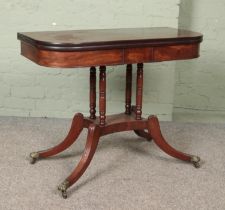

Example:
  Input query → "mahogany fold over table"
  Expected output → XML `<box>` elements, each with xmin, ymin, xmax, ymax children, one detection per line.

<box><xmin>17</xmin><ymin>27</ymin><xmax>203</xmax><ymax>199</ymax></box>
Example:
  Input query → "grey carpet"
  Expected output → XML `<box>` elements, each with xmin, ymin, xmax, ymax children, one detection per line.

<box><xmin>0</xmin><ymin>116</ymin><xmax>225</xmax><ymax>210</ymax></box>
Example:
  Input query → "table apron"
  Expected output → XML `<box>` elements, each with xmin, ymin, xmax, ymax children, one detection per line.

<box><xmin>20</xmin><ymin>41</ymin><xmax>200</xmax><ymax>68</ymax></box>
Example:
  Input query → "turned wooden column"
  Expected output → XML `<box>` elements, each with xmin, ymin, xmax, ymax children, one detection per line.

<box><xmin>125</xmin><ymin>64</ymin><xmax>132</xmax><ymax>115</ymax></box>
<box><xmin>99</xmin><ymin>66</ymin><xmax>106</xmax><ymax>126</ymax></box>
<box><xmin>89</xmin><ymin>67</ymin><xmax>96</xmax><ymax>119</ymax></box>
<box><xmin>136</xmin><ymin>63</ymin><xmax>143</xmax><ymax>120</ymax></box>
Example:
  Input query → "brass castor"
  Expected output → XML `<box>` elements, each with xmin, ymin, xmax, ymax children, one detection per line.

<box><xmin>29</xmin><ymin>152</ymin><xmax>39</xmax><ymax>164</ymax></box>
<box><xmin>58</xmin><ymin>180</ymin><xmax>70</xmax><ymax>199</ymax></box>
<box><xmin>62</xmin><ymin>191</ymin><xmax>67</xmax><ymax>199</ymax></box>
<box><xmin>191</xmin><ymin>156</ymin><xmax>201</xmax><ymax>168</ymax></box>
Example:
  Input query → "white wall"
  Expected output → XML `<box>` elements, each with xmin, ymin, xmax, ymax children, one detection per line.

<box><xmin>174</xmin><ymin>0</ymin><xmax>225</xmax><ymax>122</ymax></box>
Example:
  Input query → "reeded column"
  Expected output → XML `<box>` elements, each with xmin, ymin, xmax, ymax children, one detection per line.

<box><xmin>125</xmin><ymin>64</ymin><xmax>132</xmax><ymax>115</ymax></box>
<box><xmin>89</xmin><ymin>67</ymin><xmax>96</xmax><ymax>119</ymax></box>
<box><xmin>136</xmin><ymin>63</ymin><xmax>143</xmax><ymax>120</ymax></box>
<box><xmin>99</xmin><ymin>66</ymin><xmax>106</xmax><ymax>126</ymax></box>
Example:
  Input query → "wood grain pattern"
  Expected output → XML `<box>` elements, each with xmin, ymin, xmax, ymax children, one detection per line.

<box><xmin>147</xmin><ymin>115</ymin><xmax>192</xmax><ymax>161</ymax></box>
<box><xmin>21</xmin><ymin>41</ymin><xmax>39</xmax><ymax>64</ymax></box>
<box><xmin>38</xmin><ymin>113</ymin><xmax>84</xmax><ymax>158</ymax></box>
<box><xmin>17</xmin><ymin>27</ymin><xmax>202</xmax><ymax>51</ymax></box>
<box><xmin>154</xmin><ymin>43</ymin><xmax>199</xmax><ymax>62</ymax></box>
<box><xmin>124</xmin><ymin>47</ymin><xmax>153</xmax><ymax>63</ymax></box>
<box><xmin>99</xmin><ymin>66</ymin><xmax>106</xmax><ymax>126</ymax></box>
<box><xmin>38</xmin><ymin>47</ymin><xmax>122</xmax><ymax>68</ymax></box>
<box><xmin>20</xmin><ymin>42</ymin><xmax>201</xmax><ymax>68</ymax></box>
<box><xmin>66</xmin><ymin>124</ymin><xmax>100</xmax><ymax>186</ymax></box>
<box><xmin>21</xmin><ymin>42</ymin><xmax>124</xmax><ymax>68</ymax></box>
<box><xmin>136</xmin><ymin>63</ymin><xmax>143</xmax><ymax>120</ymax></box>
<box><xmin>89</xmin><ymin>67</ymin><xmax>96</xmax><ymax>119</ymax></box>
<box><xmin>19</xmin><ymin>28</ymin><xmax>202</xmax><ymax>68</ymax></box>
<box><xmin>82</xmin><ymin>113</ymin><xmax>148</xmax><ymax>136</ymax></box>
<box><xmin>125</xmin><ymin>64</ymin><xmax>132</xmax><ymax>114</ymax></box>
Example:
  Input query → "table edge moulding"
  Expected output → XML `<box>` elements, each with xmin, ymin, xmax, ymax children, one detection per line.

<box><xmin>17</xmin><ymin>27</ymin><xmax>203</xmax><ymax>199</ymax></box>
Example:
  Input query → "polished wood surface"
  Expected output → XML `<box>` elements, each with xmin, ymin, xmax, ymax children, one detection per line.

<box><xmin>20</xmin><ymin>41</ymin><xmax>200</xmax><ymax>68</ymax></box>
<box><xmin>136</xmin><ymin>63</ymin><xmax>143</xmax><ymax>120</ymax></box>
<box><xmin>147</xmin><ymin>115</ymin><xmax>192</xmax><ymax>161</ymax></box>
<box><xmin>18</xmin><ymin>27</ymin><xmax>202</xmax><ymax>51</ymax></box>
<box><xmin>125</xmin><ymin>64</ymin><xmax>132</xmax><ymax>115</ymax></box>
<box><xmin>99</xmin><ymin>66</ymin><xmax>106</xmax><ymax>126</ymax></box>
<box><xmin>124</xmin><ymin>47</ymin><xmax>153</xmax><ymax>64</ymax></box>
<box><xmin>37</xmin><ymin>113</ymin><xmax>84</xmax><ymax>158</ymax></box>
<box><xmin>154</xmin><ymin>43</ymin><xmax>199</xmax><ymax>62</ymax></box>
<box><xmin>89</xmin><ymin>67</ymin><xmax>96</xmax><ymax>119</ymax></box>
<box><xmin>20</xmin><ymin>42</ymin><xmax>124</xmax><ymax>68</ymax></box>
<box><xmin>66</xmin><ymin>124</ymin><xmax>100</xmax><ymax>188</ymax></box>
<box><xmin>18</xmin><ymin>27</ymin><xmax>202</xmax><ymax>68</ymax></box>
<box><xmin>21</xmin><ymin>27</ymin><xmax>202</xmax><ymax>199</ymax></box>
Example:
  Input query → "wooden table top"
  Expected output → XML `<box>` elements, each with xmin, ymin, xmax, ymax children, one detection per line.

<box><xmin>18</xmin><ymin>27</ymin><xmax>203</xmax><ymax>68</ymax></box>
<box><xmin>17</xmin><ymin>27</ymin><xmax>202</xmax><ymax>51</ymax></box>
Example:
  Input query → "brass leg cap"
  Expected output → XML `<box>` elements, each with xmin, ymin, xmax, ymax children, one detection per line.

<box><xmin>62</xmin><ymin>191</ymin><xmax>68</xmax><ymax>199</ymax></box>
<box><xmin>29</xmin><ymin>152</ymin><xmax>39</xmax><ymax>164</ymax></box>
<box><xmin>58</xmin><ymin>180</ymin><xmax>70</xmax><ymax>199</ymax></box>
<box><xmin>190</xmin><ymin>156</ymin><xmax>201</xmax><ymax>168</ymax></box>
